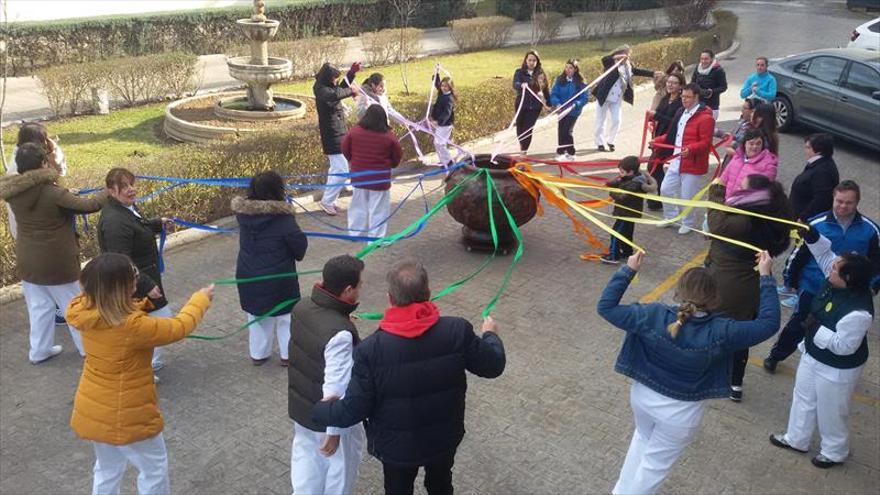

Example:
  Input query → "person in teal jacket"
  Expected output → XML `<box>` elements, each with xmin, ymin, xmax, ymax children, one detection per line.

<box><xmin>740</xmin><ymin>56</ymin><xmax>777</xmax><ymax>101</ymax></box>
<box><xmin>549</xmin><ymin>59</ymin><xmax>589</xmax><ymax>161</ymax></box>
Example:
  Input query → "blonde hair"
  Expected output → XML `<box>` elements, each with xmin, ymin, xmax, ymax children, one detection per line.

<box><xmin>80</xmin><ymin>253</ymin><xmax>138</xmax><ymax>326</ymax></box>
<box><xmin>667</xmin><ymin>267</ymin><xmax>718</xmax><ymax>338</ymax></box>
<box><xmin>440</xmin><ymin>76</ymin><xmax>457</xmax><ymax>102</ymax></box>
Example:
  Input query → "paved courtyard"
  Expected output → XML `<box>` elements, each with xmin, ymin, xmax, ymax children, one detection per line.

<box><xmin>1</xmin><ymin>2</ymin><xmax>878</xmax><ymax>494</ymax></box>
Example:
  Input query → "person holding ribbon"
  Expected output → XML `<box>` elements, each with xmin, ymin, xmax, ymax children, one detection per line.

<box><xmin>232</xmin><ymin>170</ymin><xmax>308</xmax><ymax>366</ymax></box>
<box><xmin>512</xmin><ymin>50</ymin><xmax>551</xmax><ymax>154</ymax></box>
<box><xmin>67</xmin><ymin>252</ymin><xmax>213</xmax><ymax>495</ymax></box>
<box><xmin>429</xmin><ymin>69</ymin><xmax>457</xmax><ymax>167</ymax></box>
<box><xmin>705</xmin><ymin>174</ymin><xmax>793</xmax><ymax>401</ymax></box>
<box><xmin>769</xmin><ymin>228</ymin><xmax>875</xmax><ymax>469</ymax></box>
<box><xmin>0</xmin><ymin>143</ymin><xmax>105</xmax><ymax>364</ymax></box>
<box><xmin>314</xmin><ymin>61</ymin><xmax>362</xmax><ymax>217</ymax></box>
<box><xmin>597</xmin><ymin>250</ymin><xmax>780</xmax><ymax>494</ymax></box>
<box><xmin>646</xmin><ymin>72</ymin><xmax>685</xmax><ymax>211</ymax></box>
<box><xmin>549</xmin><ymin>58</ymin><xmax>588</xmax><ymax>162</ymax></box>
<box><xmin>342</xmin><ymin>104</ymin><xmax>403</xmax><ymax>240</ymax></box>
<box><xmin>356</xmin><ymin>72</ymin><xmax>403</xmax><ymax>124</ymax></box>
<box><xmin>98</xmin><ymin>168</ymin><xmax>175</xmax><ymax>377</ymax></box>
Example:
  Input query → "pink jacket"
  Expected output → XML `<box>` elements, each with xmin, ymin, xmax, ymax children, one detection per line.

<box><xmin>720</xmin><ymin>148</ymin><xmax>778</xmax><ymax>201</ymax></box>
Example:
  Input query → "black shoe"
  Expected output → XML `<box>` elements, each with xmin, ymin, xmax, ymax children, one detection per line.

<box><xmin>769</xmin><ymin>433</ymin><xmax>808</xmax><ymax>453</ymax></box>
<box><xmin>608</xmin><ymin>144</ymin><xmax>615</xmax><ymax>152</ymax></box>
<box><xmin>54</xmin><ymin>314</ymin><xmax>67</xmax><ymax>325</ymax></box>
<box><xmin>252</xmin><ymin>357</ymin><xmax>269</xmax><ymax>366</ymax></box>
<box><xmin>600</xmin><ymin>254</ymin><xmax>621</xmax><ymax>265</ymax></box>
<box><xmin>811</xmin><ymin>454</ymin><xmax>842</xmax><ymax>468</ymax></box>
<box><xmin>597</xmin><ymin>145</ymin><xmax>606</xmax><ymax>152</ymax></box>
<box><xmin>763</xmin><ymin>357</ymin><xmax>778</xmax><ymax>374</ymax></box>
<box><xmin>729</xmin><ymin>386</ymin><xmax>743</xmax><ymax>402</ymax></box>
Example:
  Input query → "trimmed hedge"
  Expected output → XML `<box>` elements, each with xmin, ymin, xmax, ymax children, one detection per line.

<box><xmin>497</xmin><ymin>0</ymin><xmax>664</xmax><ymax>20</ymax></box>
<box><xmin>2</xmin><ymin>0</ymin><xmax>472</xmax><ymax>75</ymax></box>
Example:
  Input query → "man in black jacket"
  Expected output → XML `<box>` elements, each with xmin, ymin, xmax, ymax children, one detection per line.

<box><xmin>312</xmin><ymin>260</ymin><xmax>506</xmax><ymax>495</ymax></box>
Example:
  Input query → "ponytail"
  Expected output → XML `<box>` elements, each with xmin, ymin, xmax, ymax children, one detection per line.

<box><xmin>667</xmin><ymin>301</ymin><xmax>698</xmax><ymax>338</ymax></box>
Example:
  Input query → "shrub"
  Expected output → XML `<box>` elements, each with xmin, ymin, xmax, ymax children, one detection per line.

<box><xmin>35</xmin><ymin>62</ymin><xmax>104</xmax><ymax>117</ymax></box>
<box><xmin>448</xmin><ymin>16</ymin><xmax>515</xmax><ymax>52</ymax></box>
<box><xmin>361</xmin><ymin>28</ymin><xmax>423</xmax><ymax>66</ymax></box>
<box><xmin>281</xmin><ymin>36</ymin><xmax>348</xmax><ymax>78</ymax></box>
<box><xmin>533</xmin><ymin>11</ymin><xmax>566</xmax><ymax>44</ymax></box>
<box><xmin>498</xmin><ymin>0</ymin><xmax>663</xmax><ymax>20</ymax></box>
<box><xmin>573</xmin><ymin>12</ymin><xmax>597</xmax><ymax>40</ymax></box>
<box><xmin>104</xmin><ymin>53</ymin><xmax>200</xmax><ymax>106</ymax></box>
<box><xmin>663</xmin><ymin>0</ymin><xmax>717</xmax><ymax>33</ymax></box>
<box><xmin>154</xmin><ymin>52</ymin><xmax>202</xmax><ymax>99</ymax></box>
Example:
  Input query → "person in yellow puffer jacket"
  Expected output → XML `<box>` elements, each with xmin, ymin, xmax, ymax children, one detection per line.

<box><xmin>66</xmin><ymin>252</ymin><xmax>214</xmax><ymax>495</ymax></box>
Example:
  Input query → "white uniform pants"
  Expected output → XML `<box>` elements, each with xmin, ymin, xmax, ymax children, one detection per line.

<box><xmin>613</xmin><ymin>382</ymin><xmax>706</xmax><ymax>495</ymax></box>
<box><xmin>660</xmin><ymin>168</ymin><xmax>705</xmax><ymax>228</ymax></box>
<box><xmin>91</xmin><ymin>433</ymin><xmax>170</xmax><ymax>495</ymax></box>
<box><xmin>322</xmin><ymin>154</ymin><xmax>350</xmax><ymax>208</ymax></box>
<box><xmin>247</xmin><ymin>313</ymin><xmax>291</xmax><ymax>360</ymax></box>
<box><xmin>148</xmin><ymin>305</ymin><xmax>173</xmax><ymax>369</ymax></box>
<box><xmin>347</xmin><ymin>188</ymin><xmax>391</xmax><ymax>239</ymax></box>
<box><xmin>291</xmin><ymin>421</ymin><xmax>365</xmax><ymax>495</ymax></box>
<box><xmin>783</xmin><ymin>351</ymin><xmax>862</xmax><ymax>462</ymax></box>
<box><xmin>22</xmin><ymin>280</ymin><xmax>84</xmax><ymax>361</ymax></box>
<box><xmin>594</xmin><ymin>99</ymin><xmax>622</xmax><ymax>147</ymax></box>
<box><xmin>433</xmin><ymin>125</ymin><xmax>454</xmax><ymax>166</ymax></box>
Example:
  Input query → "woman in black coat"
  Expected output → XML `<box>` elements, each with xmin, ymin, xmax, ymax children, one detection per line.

<box><xmin>512</xmin><ymin>50</ymin><xmax>551</xmax><ymax>153</ymax></box>
<box><xmin>789</xmin><ymin>133</ymin><xmax>839</xmax><ymax>222</ymax></box>
<box><xmin>313</xmin><ymin>62</ymin><xmax>361</xmax><ymax>216</ymax></box>
<box><xmin>233</xmin><ymin>171</ymin><xmax>308</xmax><ymax>366</ymax></box>
<box><xmin>691</xmin><ymin>49</ymin><xmax>728</xmax><ymax>119</ymax></box>
<box><xmin>98</xmin><ymin>167</ymin><xmax>173</xmax><ymax>372</ymax></box>
<box><xmin>646</xmin><ymin>72</ymin><xmax>685</xmax><ymax>210</ymax></box>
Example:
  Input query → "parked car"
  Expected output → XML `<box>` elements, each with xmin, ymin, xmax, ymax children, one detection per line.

<box><xmin>848</xmin><ymin>17</ymin><xmax>880</xmax><ymax>51</ymax></box>
<box><xmin>768</xmin><ymin>48</ymin><xmax>880</xmax><ymax>150</ymax></box>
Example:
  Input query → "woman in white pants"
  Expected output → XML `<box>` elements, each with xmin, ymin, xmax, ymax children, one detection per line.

<box><xmin>342</xmin><ymin>105</ymin><xmax>403</xmax><ymax>239</ymax></box>
<box><xmin>233</xmin><ymin>171</ymin><xmax>308</xmax><ymax>366</ymax></box>
<box><xmin>67</xmin><ymin>253</ymin><xmax>214</xmax><ymax>495</ymax></box>
<box><xmin>0</xmin><ymin>143</ymin><xmax>104</xmax><ymax>363</ymax></box>
<box><xmin>770</xmin><ymin>231</ymin><xmax>875</xmax><ymax>469</ymax></box>
<box><xmin>597</xmin><ymin>251</ymin><xmax>780</xmax><ymax>494</ymax></box>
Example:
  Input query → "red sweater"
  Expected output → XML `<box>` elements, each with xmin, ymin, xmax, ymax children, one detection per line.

<box><xmin>652</xmin><ymin>105</ymin><xmax>715</xmax><ymax>175</ymax></box>
<box><xmin>341</xmin><ymin>125</ymin><xmax>403</xmax><ymax>191</ymax></box>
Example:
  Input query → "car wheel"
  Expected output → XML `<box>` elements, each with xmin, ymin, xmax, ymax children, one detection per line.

<box><xmin>773</xmin><ymin>96</ymin><xmax>794</xmax><ymax>132</ymax></box>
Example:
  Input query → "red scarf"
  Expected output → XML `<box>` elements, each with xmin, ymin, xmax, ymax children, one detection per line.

<box><xmin>380</xmin><ymin>301</ymin><xmax>440</xmax><ymax>338</ymax></box>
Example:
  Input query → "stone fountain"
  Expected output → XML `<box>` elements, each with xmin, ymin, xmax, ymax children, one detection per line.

<box><xmin>164</xmin><ymin>0</ymin><xmax>306</xmax><ymax>143</ymax></box>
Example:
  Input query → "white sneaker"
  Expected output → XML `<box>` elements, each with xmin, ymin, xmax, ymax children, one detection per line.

<box><xmin>30</xmin><ymin>345</ymin><xmax>63</xmax><ymax>364</ymax></box>
<box><xmin>677</xmin><ymin>225</ymin><xmax>692</xmax><ymax>235</ymax></box>
<box><xmin>318</xmin><ymin>202</ymin><xmax>338</xmax><ymax>216</ymax></box>
<box><xmin>555</xmin><ymin>154</ymin><xmax>568</xmax><ymax>162</ymax></box>
<box><xmin>153</xmin><ymin>374</ymin><xmax>161</xmax><ymax>384</ymax></box>
<box><xmin>565</xmin><ymin>153</ymin><xmax>576</xmax><ymax>161</ymax></box>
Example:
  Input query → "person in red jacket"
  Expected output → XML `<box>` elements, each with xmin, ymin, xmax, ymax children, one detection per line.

<box><xmin>653</xmin><ymin>83</ymin><xmax>715</xmax><ymax>234</ymax></box>
<box><xmin>342</xmin><ymin>104</ymin><xmax>403</xmax><ymax>239</ymax></box>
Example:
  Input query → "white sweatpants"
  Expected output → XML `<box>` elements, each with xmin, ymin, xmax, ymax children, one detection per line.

<box><xmin>291</xmin><ymin>421</ymin><xmax>365</xmax><ymax>495</ymax></box>
<box><xmin>322</xmin><ymin>154</ymin><xmax>350</xmax><ymax>208</ymax></box>
<box><xmin>594</xmin><ymin>99</ymin><xmax>622</xmax><ymax>147</ymax></box>
<box><xmin>433</xmin><ymin>125</ymin><xmax>454</xmax><ymax>166</ymax></box>
<box><xmin>659</xmin><ymin>168</ymin><xmax>705</xmax><ymax>228</ymax></box>
<box><xmin>22</xmin><ymin>280</ymin><xmax>84</xmax><ymax>361</ymax></box>
<box><xmin>347</xmin><ymin>188</ymin><xmax>391</xmax><ymax>239</ymax></box>
<box><xmin>148</xmin><ymin>305</ymin><xmax>173</xmax><ymax>370</ymax></box>
<box><xmin>247</xmin><ymin>313</ymin><xmax>291</xmax><ymax>360</ymax></box>
<box><xmin>91</xmin><ymin>433</ymin><xmax>170</xmax><ymax>495</ymax></box>
<box><xmin>783</xmin><ymin>351</ymin><xmax>863</xmax><ymax>462</ymax></box>
<box><xmin>613</xmin><ymin>382</ymin><xmax>706</xmax><ymax>495</ymax></box>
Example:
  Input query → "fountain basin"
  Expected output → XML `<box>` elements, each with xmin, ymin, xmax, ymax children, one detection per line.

<box><xmin>236</xmin><ymin>18</ymin><xmax>279</xmax><ymax>41</ymax></box>
<box><xmin>445</xmin><ymin>154</ymin><xmax>539</xmax><ymax>254</ymax></box>
<box><xmin>215</xmin><ymin>95</ymin><xmax>305</xmax><ymax>121</ymax></box>
<box><xmin>226</xmin><ymin>56</ymin><xmax>293</xmax><ymax>83</ymax></box>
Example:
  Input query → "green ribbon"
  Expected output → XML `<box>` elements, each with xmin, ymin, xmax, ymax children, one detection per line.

<box><xmin>188</xmin><ymin>297</ymin><xmax>299</xmax><ymax>340</ymax></box>
<box><xmin>481</xmin><ymin>172</ymin><xmax>524</xmax><ymax>318</ymax></box>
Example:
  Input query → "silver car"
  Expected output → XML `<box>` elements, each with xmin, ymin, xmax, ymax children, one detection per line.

<box><xmin>769</xmin><ymin>48</ymin><xmax>880</xmax><ymax>150</ymax></box>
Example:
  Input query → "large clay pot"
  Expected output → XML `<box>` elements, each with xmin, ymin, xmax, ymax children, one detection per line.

<box><xmin>445</xmin><ymin>154</ymin><xmax>539</xmax><ymax>254</ymax></box>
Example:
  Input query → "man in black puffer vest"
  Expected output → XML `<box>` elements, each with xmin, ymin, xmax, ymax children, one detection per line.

<box><xmin>313</xmin><ymin>260</ymin><xmax>506</xmax><ymax>495</ymax></box>
<box><xmin>288</xmin><ymin>255</ymin><xmax>366</xmax><ymax>494</ymax></box>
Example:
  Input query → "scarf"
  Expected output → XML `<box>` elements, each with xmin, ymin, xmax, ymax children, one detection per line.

<box><xmin>697</xmin><ymin>60</ymin><xmax>715</xmax><ymax>76</ymax></box>
<box><xmin>379</xmin><ymin>301</ymin><xmax>440</xmax><ymax>338</ymax></box>
<box><xmin>726</xmin><ymin>188</ymin><xmax>770</xmax><ymax>207</ymax></box>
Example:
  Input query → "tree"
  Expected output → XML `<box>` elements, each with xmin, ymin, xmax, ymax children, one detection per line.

<box><xmin>595</xmin><ymin>0</ymin><xmax>623</xmax><ymax>51</ymax></box>
<box><xmin>388</xmin><ymin>0</ymin><xmax>420</xmax><ymax>95</ymax></box>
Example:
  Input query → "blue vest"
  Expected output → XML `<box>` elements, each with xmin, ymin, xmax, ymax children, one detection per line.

<box><xmin>804</xmin><ymin>283</ymin><xmax>874</xmax><ymax>369</ymax></box>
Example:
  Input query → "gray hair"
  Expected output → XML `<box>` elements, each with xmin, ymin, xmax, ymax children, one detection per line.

<box><xmin>387</xmin><ymin>260</ymin><xmax>430</xmax><ymax>306</ymax></box>
<box><xmin>613</xmin><ymin>44</ymin><xmax>631</xmax><ymax>56</ymax></box>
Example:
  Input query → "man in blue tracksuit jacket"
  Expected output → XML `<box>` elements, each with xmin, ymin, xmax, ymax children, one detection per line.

<box><xmin>765</xmin><ymin>180</ymin><xmax>880</xmax><ymax>371</ymax></box>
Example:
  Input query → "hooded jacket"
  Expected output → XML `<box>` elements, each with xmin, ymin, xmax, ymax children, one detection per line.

<box><xmin>0</xmin><ymin>168</ymin><xmax>105</xmax><ymax>285</ymax></box>
<box><xmin>719</xmin><ymin>148</ymin><xmax>779</xmax><ymax>202</ymax></box>
<box><xmin>67</xmin><ymin>292</ymin><xmax>210</xmax><ymax>445</ymax></box>
<box><xmin>314</xmin><ymin>75</ymin><xmax>355</xmax><ymax>155</ymax></box>
<box><xmin>232</xmin><ymin>196</ymin><xmax>308</xmax><ymax>316</ymax></box>
<box><xmin>311</xmin><ymin>302</ymin><xmax>506</xmax><ymax>466</ymax></box>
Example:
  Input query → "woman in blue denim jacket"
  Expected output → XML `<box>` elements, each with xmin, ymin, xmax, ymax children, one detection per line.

<box><xmin>597</xmin><ymin>251</ymin><xmax>780</xmax><ymax>494</ymax></box>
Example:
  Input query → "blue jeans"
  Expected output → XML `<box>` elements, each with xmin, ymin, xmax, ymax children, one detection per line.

<box><xmin>768</xmin><ymin>290</ymin><xmax>815</xmax><ymax>362</ymax></box>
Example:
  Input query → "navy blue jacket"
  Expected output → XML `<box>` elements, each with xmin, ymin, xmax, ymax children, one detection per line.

<box><xmin>512</xmin><ymin>67</ymin><xmax>550</xmax><ymax>111</ymax></box>
<box><xmin>597</xmin><ymin>266</ymin><xmax>780</xmax><ymax>401</ymax></box>
<box><xmin>232</xmin><ymin>197</ymin><xmax>308</xmax><ymax>316</ymax></box>
<box><xmin>430</xmin><ymin>75</ymin><xmax>455</xmax><ymax>126</ymax></box>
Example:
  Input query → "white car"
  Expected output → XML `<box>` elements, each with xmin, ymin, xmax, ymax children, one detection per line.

<box><xmin>848</xmin><ymin>17</ymin><xmax>880</xmax><ymax>51</ymax></box>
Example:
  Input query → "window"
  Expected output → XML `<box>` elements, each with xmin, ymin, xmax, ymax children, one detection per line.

<box><xmin>868</xmin><ymin>20</ymin><xmax>880</xmax><ymax>33</ymax></box>
<box><xmin>805</xmin><ymin>57</ymin><xmax>848</xmax><ymax>86</ymax></box>
<box><xmin>793</xmin><ymin>60</ymin><xmax>811</xmax><ymax>74</ymax></box>
<box><xmin>843</xmin><ymin>63</ymin><xmax>880</xmax><ymax>96</ymax></box>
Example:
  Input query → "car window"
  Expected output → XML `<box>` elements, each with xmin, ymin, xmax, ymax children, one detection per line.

<box><xmin>869</xmin><ymin>20</ymin><xmax>880</xmax><ymax>33</ymax></box>
<box><xmin>843</xmin><ymin>62</ymin><xmax>880</xmax><ymax>96</ymax></box>
<box><xmin>793</xmin><ymin>59</ymin><xmax>811</xmax><ymax>74</ymax></box>
<box><xmin>805</xmin><ymin>57</ymin><xmax>848</xmax><ymax>85</ymax></box>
